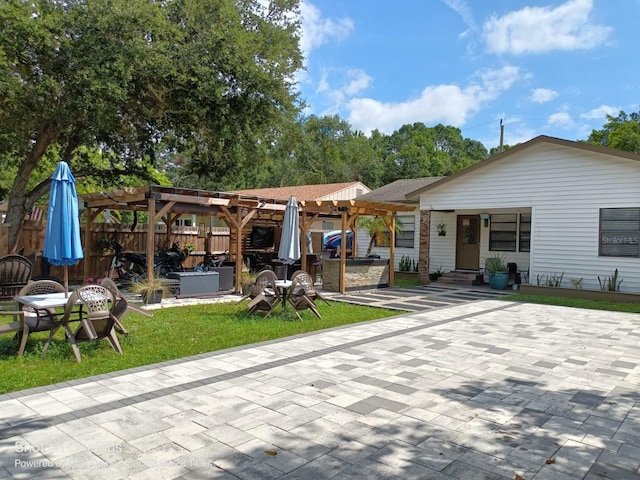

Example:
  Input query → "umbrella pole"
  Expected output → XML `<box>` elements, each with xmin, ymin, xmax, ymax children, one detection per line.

<box><xmin>64</xmin><ymin>266</ymin><xmax>69</xmax><ymax>297</ymax></box>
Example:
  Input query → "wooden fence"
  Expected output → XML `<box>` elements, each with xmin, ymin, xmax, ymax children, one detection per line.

<box><xmin>0</xmin><ymin>222</ymin><xmax>230</xmax><ymax>282</ymax></box>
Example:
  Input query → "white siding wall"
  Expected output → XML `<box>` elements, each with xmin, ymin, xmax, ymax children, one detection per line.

<box><xmin>318</xmin><ymin>183</ymin><xmax>371</xmax><ymax>201</ymax></box>
<box><xmin>419</xmin><ymin>143</ymin><xmax>640</xmax><ymax>292</ymax></box>
<box><xmin>429</xmin><ymin>212</ymin><xmax>456</xmax><ymax>273</ymax></box>
<box><xmin>356</xmin><ymin>210</ymin><xmax>420</xmax><ymax>271</ymax></box>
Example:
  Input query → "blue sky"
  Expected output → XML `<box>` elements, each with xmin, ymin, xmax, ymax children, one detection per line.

<box><xmin>296</xmin><ymin>0</ymin><xmax>639</xmax><ymax>150</ymax></box>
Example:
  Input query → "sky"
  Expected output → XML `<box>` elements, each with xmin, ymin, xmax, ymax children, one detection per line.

<box><xmin>296</xmin><ymin>0</ymin><xmax>639</xmax><ymax>150</ymax></box>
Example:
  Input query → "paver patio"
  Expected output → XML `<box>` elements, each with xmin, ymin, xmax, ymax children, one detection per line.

<box><xmin>0</xmin><ymin>298</ymin><xmax>638</xmax><ymax>479</ymax></box>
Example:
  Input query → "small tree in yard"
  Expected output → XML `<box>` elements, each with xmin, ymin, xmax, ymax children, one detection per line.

<box><xmin>358</xmin><ymin>216</ymin><xmax>403</xmax><ymax>257</ymax></box>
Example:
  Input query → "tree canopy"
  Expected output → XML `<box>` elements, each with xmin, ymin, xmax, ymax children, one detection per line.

<box><xmin>0</xmin><ymin>0</ymin><xmax>302</xmax><ymax>250</ymax></box>
<box><xmin>587</xmin><ymin>110</ymin><xmax>640</xmax><ymax>154</ymax></box>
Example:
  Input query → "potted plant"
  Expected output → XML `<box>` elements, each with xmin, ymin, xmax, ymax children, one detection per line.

<box><xmin>129</xmin><ymin>278</ymin><xmax>170</xmax><ymax>304</ymax></box>
<box><xmin>485</xmin><ymin>255</ymin><xmax>509</xmax><ymax>290</ymax></box>
<box><xmin>429</xmin><ymin>265</ymin><xmax>444</xmax><ymax>282</ymax></box>
<box><xmin>436</xmin><ymin>223</ymin><xmax>447</xmax><ymax>236</ymax></box>
<box><xmin>240</xmin><ymin>270</ymin><xmax>257</xmax><ymax>295</ymax></box>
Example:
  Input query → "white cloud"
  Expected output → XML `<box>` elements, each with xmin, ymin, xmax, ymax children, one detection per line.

<box><xmin>347</xmin><ymin>66</ymin><xmax>522</xmax><ymax>134</ymax></box>
<box><xmin>483</xmin><ymin>0</ymin><xmax>611</xmax><ymax>55</ymax></box>
<box><xmin>300</xmin><ymin>2</ymin><xmax>354</xmax><ymax>59</ymax></box>
<box><xmin>581</xmin><ymin>104</ymin><xmax>619</xmax><ymax>119</ymax></box>
<box><xmin>548</xmin><ymin>110</ymin><xmax>575</xmax><ymax>129</ymax></box>
<box><xmin>531</xmin><ymin>88</ymin><xmax>559</xmax><ymax>104</ymax></box>
<box><xmin>443</xmin><ymin>0</ymin><xmax>477</xmax><ymax>37</ymax></box>
<box><xmin>316</xmin><ymin>69</ymin><xmax>372</xmax><ymax>114</ymax></box>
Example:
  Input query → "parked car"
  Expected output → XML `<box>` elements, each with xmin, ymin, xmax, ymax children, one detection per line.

<box><xmin>324</xmin><ymin>231</ymin><xmax>353</xmax><ymax>249</ymax></box>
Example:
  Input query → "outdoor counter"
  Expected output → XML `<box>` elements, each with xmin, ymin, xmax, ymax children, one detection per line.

<box><xmin>322</xmin><ymin>257</ymin><xmax>389</xmax><ymax>292</ymax></box>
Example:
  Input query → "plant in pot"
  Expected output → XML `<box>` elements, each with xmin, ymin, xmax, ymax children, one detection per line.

<box><xmin>240</xmin><ymin>270</ymin><xmax>257</xmax><ymax>296</ymax></box>
<box><xmin>485</xmin><ymin>255</ymin><xmax>509</xmax><ymax>290</ymax></box>
<box><xmin>429</xmin><ymin>265</ymin><xmax>444</xmax><ymax>281</ymax></box>
<box><xmin>129</xmin><ymin>278</ymin><xmax>170</xmax><ymax>304</ymax></box>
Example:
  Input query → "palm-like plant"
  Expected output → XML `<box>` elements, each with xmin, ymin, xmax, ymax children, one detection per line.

<box><xmin>358</xmin><ymin>216</ymin><xmax>403</xmax><ymax>257</ymax></box>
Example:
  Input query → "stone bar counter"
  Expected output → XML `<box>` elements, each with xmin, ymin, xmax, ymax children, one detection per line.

<box><xmin>322</xmin><ymin>257</ymin><xmax>389</xmax><ymax>292</ymax></box>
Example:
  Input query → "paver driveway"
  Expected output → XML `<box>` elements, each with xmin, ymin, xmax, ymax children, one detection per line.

<box><xmin>0</xmin><ymin>299</ymin><xmax>638</xmax><ymax>479</ymax></box>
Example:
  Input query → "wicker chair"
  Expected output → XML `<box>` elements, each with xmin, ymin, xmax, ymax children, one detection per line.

<box><xmin>286</xmin><ymin>272</ymin><xmax>321</xmax><ymax>320</ymax></box>
<box><xmin>16</xmin><ymin>279</ymin><xmax>65</xmax><ymax>356</ymax></box>
<box><xmin>100</xmin><ymin>278</ymin><xmax>153</xmax><ymax>335</ymax></box>
<box><xmin>289</xmin><ymin>270</ymin><xmax>331</xmax><ymax>305</ymax></box>
<box><xmin>47</xmin><ymin>285</ymin><xmax>122</xmax><ymax>362</ymax></box>
<box><xmin>238</xmin><ymin>269</ymin><xmax>278</xmax><ymax>303</ymax></box>
<box><xmin>0</xmin><ymin>310</ymin><xmax>27</xmax><ymax>356</ymax></box>
<box><xmin>0</xmin><ymin>254</ymin><xmax>33</xmax><ymax>305</ymax></box>
<box><xmin>246</xmin><ymin>269</ymin><xmax>280</xmax><ymax>317</ymax></box>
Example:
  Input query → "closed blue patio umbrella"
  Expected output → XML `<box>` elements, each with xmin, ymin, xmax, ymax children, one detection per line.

<box><xmin>43</xmin><ymin>161</ymin><xmax>84</xmax><ymax>295</ymax></box>
<box><xmin>278</xmin><ymin>196</ymin><xmax>300</xmax><ymax>279</ymax></box>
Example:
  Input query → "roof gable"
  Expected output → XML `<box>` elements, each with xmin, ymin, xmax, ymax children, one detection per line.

<box><xmin>358</xmin><ymin>177</ymin><xmax>442</xmax><ymax>203</ymax></box>
<box><xmin>406</xmin><ymin>135</ymin><xmax>640</xmax><ymax>199</ymax></box>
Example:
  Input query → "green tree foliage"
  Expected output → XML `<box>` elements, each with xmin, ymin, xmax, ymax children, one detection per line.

<box><xmin>382</xmin><ymin>123</ymin><xmax>487</xmax><ymax>183</ymax></box>
<box><xmin>0</xmin><ymin>0</ymin><xmax>302</xmax><ymax>251</ymax></box>
<box><xmin>253</xmin><ymin>115</ymin><xmax>385</xmax><ymax>188</ymax></box>
<box><xmin>587</xmin><ymin>110</ymin><xmax>640</xmax><ymax>153</ymax></box>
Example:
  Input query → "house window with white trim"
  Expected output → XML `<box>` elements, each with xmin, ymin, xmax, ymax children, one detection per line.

<box><xmin>379</xmin><ymin>215</ymin><xmax>415</xmax><ymax>248</ymax></box>
<box><xmin>599</xmin><ymin>208</ymin><xmax>640</xmax><ymax>257</ymax></box>
<box><xmin>395</xmin><ymin>215</ymin><xmax>415</xmax><ymax>248</ymax></box>
<box><xmin>489</xmin><ymin>214</ymin><xmax>517</xmax><ymax>251</ymax></box>
<box><xmin>519</xmin><ymin>213</ymin><xmax>531</xmax><ymax>252</ymax></box>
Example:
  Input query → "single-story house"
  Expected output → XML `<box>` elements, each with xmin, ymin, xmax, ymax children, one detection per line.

<box><xmin>404</xmin><ymin>135</ymin><xmax>640</xmax><ymax>292</ymax></box>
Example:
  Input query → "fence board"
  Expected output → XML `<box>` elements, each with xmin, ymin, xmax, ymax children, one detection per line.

<box><xmin>1</xmin><ymin>223</ymin><xmax>230</xmax><ymax>282</ymax></box>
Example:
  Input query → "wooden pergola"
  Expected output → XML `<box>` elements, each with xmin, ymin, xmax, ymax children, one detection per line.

<box><xmin>81</xmin><ymin>185</ymin><xmax>414</xmax><ymax>293</ymax></box>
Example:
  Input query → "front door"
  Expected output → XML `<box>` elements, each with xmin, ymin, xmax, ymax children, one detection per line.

<box><xmin>455</xmin><ymin>215</ymin><xmax>480</xmax><ymax>270</ymax></box>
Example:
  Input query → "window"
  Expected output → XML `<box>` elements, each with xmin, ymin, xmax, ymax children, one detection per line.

<box><xmin>599</xmin><ymin>208</ymin><xmax>640</xmax><ymax>257</ymax></box>
<box><xmin>489</xmin><ymin>214</ymin><xmax>517</xmax><ymax>251</ymax></box>
<box><xmin>519</xmin><ymin>214</ymin><xmax>531</xmax><ymax>252</ymax></box>
<box><xmin>379</xmin><ymin>215</ymin><xmax>415</xmax><ymax>248</ymax></box>
<box><xmin>395</xmin><ymin>215</ymin><xmax>415</xmax><ymax>248</ymax></box>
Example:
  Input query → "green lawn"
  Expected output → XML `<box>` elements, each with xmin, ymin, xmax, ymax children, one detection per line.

<box><xmin>3</xmin><ymin>288</ymin><xmax>639</xmax><ymax>395</ymax></box>
<box><xmin>0</xmin><ymin>301</ymin><xmax>402</xmax><ymax>394</ymax></box>
<box><xmin>506</xmin><ymin>292</ymin><xmax>640</xmax><ymax>314</ymax></box>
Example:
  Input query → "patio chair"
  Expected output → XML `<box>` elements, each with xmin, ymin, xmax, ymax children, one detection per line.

<box><xmin>100</xmin><ymin>277</ymin><xmax>153</xmax><ymax>335</ymax></box>
<box><xmin>289</xmin><ymin>270</ymin><xmax>331</xmax><ymax>305</ymax></box>
<box><xmin>246</xmin><ymin>270</ymin><xmax>280</xmax><ymax>317</ymax></box>
<box><xmin>286</xmin><ymin>272</ymin><xmax>321</xmax><ymax>320</ymax></box>
<box><xmin>16</xmin><ymin>279</ymin><xmax>65</xmax><ymax>357</ymax></box>
<box><xmin>0</xmin><ymin>254</ymin><xmax>33</xmax><ymax>305</ymax></box>
<box><xmin>47</xmin><ymin>285</ymin><xmax>122</xmax><ymax>362</ymax></box>
<box><xmin>0</xmin><ymin>310</ymin><xmax>27</xmax><ymax>356</ymax></box>
<box><xmin>238</xmin><ymin>269</ymin><xmax>278</xmax><ymax>303</ymax></box>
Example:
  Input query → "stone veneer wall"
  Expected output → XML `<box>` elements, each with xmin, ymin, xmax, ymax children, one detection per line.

<box><xmin>419</xmin><ymin>210</ymin><xmax>431</xmax><ymax>284</ymax></box>
<box><xmin>322</xmin><ymin>259</ymin><xmax>389</xmax><ymax>292</ymax></box>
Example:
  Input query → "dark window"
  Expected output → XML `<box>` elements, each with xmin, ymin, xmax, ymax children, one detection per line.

<box><xmin>380</xmin><ymin>216</ymin><xmax>415</xmax><ymax>248</ymax></box>
<box><xmin>489</xmin><ymin>214</ymin><xmax>517</xmax><ymax>251</ymax></box>
<box><xmin>519</xmin><ymin>213</ymin><xmax>531</xmax><ymax>252</ymax></box>
<box><xmin>599</xmin><ymin>208</ymin><xmax>640</xmax><ymax>257</ymax></box>
<box><xmin>395</xmin><ymin>215</ymin><xmax>415</xmax><ymax>248</ymax></box>
<box><xmin>250</xmin><ymin>226</ymin><xmax>275</xmax><ymax>249</ymax></box>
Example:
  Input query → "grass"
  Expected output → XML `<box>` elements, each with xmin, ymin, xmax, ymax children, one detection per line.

<box><xmin>506</xmin><ymin>292</ymin><xmax>640</xmax><ymax>314</ymax></box>
<box><xmin>0</xmin><ymin>300</ymin><xmax>402</xmax><ymax>394</ymax></box>
<box><xmin>3</xmin><ymin>285</ymin><xmax>638</xmax><ymax>395</ymax></box>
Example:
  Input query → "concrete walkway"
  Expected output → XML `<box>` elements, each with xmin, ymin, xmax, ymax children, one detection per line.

<box><xmin>0</xmin><ymin>298</ymin><xmax>639</xmax><ymax>479</ymax></box>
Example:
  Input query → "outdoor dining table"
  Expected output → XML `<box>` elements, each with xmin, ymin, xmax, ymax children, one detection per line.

<box><xmin>14</xmin><ymin>291</ymin><xmax>110</xmax><ymax>336</ymax></box>
<box><xmin>14</xmin><ymin>291</ymin><xmax>75</xmax><ymax>311</ymax></box>
<box><xmin>275</xmin><ymin>279</ymin><xmax>292</xmax><ymax>312</ymax></box>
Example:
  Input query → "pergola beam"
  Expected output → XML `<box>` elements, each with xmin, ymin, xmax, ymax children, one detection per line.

<box><xmin>80</xmin><ymin>185</ymin><xmax>414</xmax><ymax>292</ymax></box>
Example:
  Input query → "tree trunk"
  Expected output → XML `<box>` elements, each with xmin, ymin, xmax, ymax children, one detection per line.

<box><xmin>5</xmin><ymin>127</ymin><xmax>58</xmax><ymax>252</ymax></box>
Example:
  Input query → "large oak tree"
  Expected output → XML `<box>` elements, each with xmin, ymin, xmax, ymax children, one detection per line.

<box><xmin>0</xmin><ymin>0</ymin><xmax>302</xmax><ymax>251</ymax></box>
